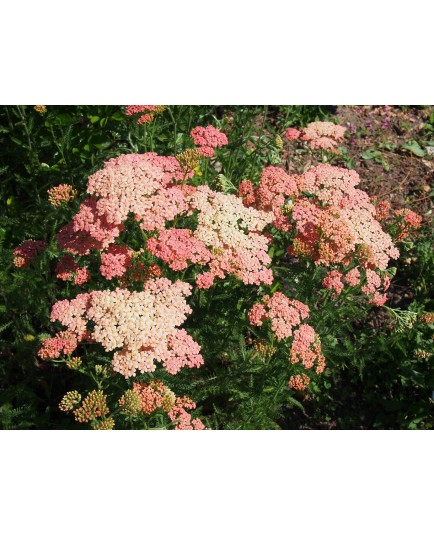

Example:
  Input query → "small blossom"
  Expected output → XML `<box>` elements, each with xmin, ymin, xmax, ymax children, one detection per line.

<box><xmin>48</xmin><ymin>184</ymin><xmax>77</xmax><ymax>207</ymax></box>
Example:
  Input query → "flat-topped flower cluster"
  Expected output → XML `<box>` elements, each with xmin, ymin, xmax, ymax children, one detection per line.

<box><xmin>40</xmin><ymin>278</ymin><xmax>203</xmax><ymax>378</ymax></box>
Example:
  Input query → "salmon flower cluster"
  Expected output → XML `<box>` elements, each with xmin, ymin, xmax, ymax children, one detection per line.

<box><xmin>42</xmin><ymin>278</ymin><xmax>203</xmax><ymax>378</ymax></box>
<box><xmin>125</xmin><ymin>105</ymin><xmax>166</xmax><ymax>124</ymax></box>
<box><xmin>48</xmin><ymin>184</ymin><xmax>77</xmax><ymax>207</ymax></box>
<box><xmin>190</xmin><ymin>125</ymin><xmax>228</xmax><ymax>157</ymax></box>
<box><xmin>248</xmin><ymin>292</ymin><xmax>325</xmax><ymax>384</ymax></box>
<box><xmin>284</xmin><ymin>121</ymin><xmax>346</xmax><ymax>152</ymax></box>
<box><xmin>119</xmin><ymin>381</ymin><xmax>206</xmax><ymax>429</ymax></box>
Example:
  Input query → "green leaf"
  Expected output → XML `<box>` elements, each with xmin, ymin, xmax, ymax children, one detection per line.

<box><xmin>401</xmin><ymin>140</ymin><xmax>426</xmax><ymax>157</ymax></box>
<box><xmin>361</xmin><ymin>149</ymin><xmax>382</xmax><ymax>160</ymax></box>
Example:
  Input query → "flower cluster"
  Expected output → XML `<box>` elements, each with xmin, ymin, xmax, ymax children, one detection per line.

<box><xmin>55</xmin><ymin>255</ymin><xmax>90</xmax><ymax>285</ymax></box>
<box><xmin>361</xmin><ymin>268</ymin><xmax>390</xmax><ymax>306</ymax></box>
<box><xmin>48</xmin><ymin>184</ymin><xmax>77</xmax><ymax>207</ymax></box>
<box><xmin>147</xmin><ymin>229</ymin><xmax>211</xmax><ymax>271</ymax></box>
<box><xmin>394</xmin><ymin>208</ymin><xmax>423</xmax><ymax>241</ymax></box>
<box><xmin>125</xmin><ymin>381</ymin><xmax>206</xmax><ymax>429</ymax></box>
<box><xmin>188</xmin><ymin>186</ymin><xmax>273</xmax><ymax>288</ymax></box>
<box><xmin>300</xmin><ymin>121</ymin><xmax>346</xmax><ymax>151</ymax></box>
<box><xmin>248</xmin><ymin>292</ymin><xmax>310</xmax><ymax>341</ymax></box>
<box><xmin>59</xmin><ymin>391</ymin><xmax>81</xmax><ymax>412</ymax></box>
<box><xmin>73</xmin><ymin>390</ymin><xmax>110</xmax><ymax>423</ymax></box>
<box><xmin>289</xmin><ymin>164</ymin><xmax>400</xmax><ymax>271</ymax></box>
<box><xmin>284</xmin><ymin>127</ymin><xmax>301</xmax><ymax>141</ymax></box>
<box><xmin>34</xmin><ymin>105</ymin><xmax>47</xmax><ymax>114</ymax></box>
<box><xmin>38</xmin><ymin>331</ymin><xmax>79</xmax><ymax>360</ymax></box>
<box><xmin>322</xmin><ymin>270</ymin><xmax>344</xmax><ymax>295</ymax></box>
<box><xmin>86</xmin><ymin>153</ymin><xmax>190</xmax><ymax>232</ymax></box>
<box><xmin>253</xmin><ymin>166</ymin><xmax>299</xmax><ymax>230</ymax></box>
<box><xmin>288</xmin><ymin>373</ymin><xmax>310</xmax><ymax>391</ymax></box>
<box><xmin>168</xmin><ymin>396</ymin><xmax>206</xmax><ymax>430</ymax></box>
<box><xmin>130</xmin><ymin>380</ymin><xmax>175</xmax><ymax>415</ymax></box>
<box><xmin>125</xmin><ymin>105</ymin><xmax>166</xmax><ymax>124</ymax></box>
<box><xmin>290</xmin><ymin>324</ymin><xmax>325</xmax><ymax>374</ymax></box>
<box><xmin>100</xmin><ymin>244</ymin><xmax>132</xmax><ymax>280</ymax></box>
<box><xmin>13</xmin><ymin>239</ymin><xmax>47</xmax><ymax>268</ymax></box>
<box><xmin>190</xmin><ymin>125</ymin><xmax>228</xmax><ymax>157</ymax></box>
<box><xmin>43</xmin><ymin>278</ymin><xmax>202</xmax><ymax>378</ymax></box>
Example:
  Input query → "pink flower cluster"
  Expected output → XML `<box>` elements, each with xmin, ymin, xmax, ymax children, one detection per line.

<box><xmin>248</xmin><ymin>292</ymin><xmax>310</xmax><ymax>341</ymax></box>
<box><xmin>289</xmin><ymin>164</ymin><xmax>399</xmax><ymax>271</ymax></box>
<box><xmin>254</xmin><ymin>167</ymin><xmax>299</xmax><ymax>230</ymax></box>
<box><xmin>43</xmin><ymin>278</ymin><xmax>203</xmax><ymax>378</ymax></box>
<box><xmin>125</xmin><ymin>105</ymin><xmax>166</xmax><ymax>124</ymax></box>
<box><xmin>168</xmin><ymin>396</ymin><xmax>206</xmax><ymax>430</ymax></box>
<box><xmin>131</xmin><ymin>382</ymin><xmax>206</xmax><ymax>429</ymax></box>
<box><xmin>56</xmin><ymin>152</ymin><xmax>194</xmax><ymax>265</ymax></box>
<box><xmin>100</xmin><ymin>244</ymin><xmax>132</xmax><ymax>280</ymax></box>
<box><xmin>288</xmin><ymin>373</ymin><xmax>310</xmax><ymax>391</ymax></box>
<box><xmin>13</xmin><ymin>239</ymin><xmax>47</xmax><ymax>268</ymax></box>
<box><xmin>290</xmin><ymin>324</ymin><xmax>325</xmax><ymax>374</ymax></box>
<box><xmin>55</xmin><ymin>255</ymin><xmax>90</xmax><ymax>285</ymax></box>
<box><xmin>284</xmin><ymin>128</ymin><xmax>301</xmax><ymax>141</ymax></box>
<box><xmin>361</xmin><ymin>269</ymin><xmax>390</xmax><ymax>306</ymax></box>
<box><xmin>48</xmin><ymin>184</ymin><xmax>76</xmax><ymax>207</ymax></box>
<box><xmin>56</xmin><ymin>197</ymin><xmax>122</xmax><ymax>255</ymax></box>
<box><xmin>322</xmin><ymin>270</ymin><xmax>344</xmax><ymax>295</ymax></box>
<box><xmin>190</xmin><ymin>125</ymin><xmax>228</xmax><ymax>157</ymax></box>
<box><xmin>132</xmin><ymin>380</ymin><xmax>170</xmax><ymax>415</ymax></box>
<box><xmin>394</xmin><ymin>208</ymin><xmax>423</xmax><ymax>241</ymax></box>
<box><xmin>300</xmin><ymin>121</ymin><xmax>346</xmax><ymax>151</ymax></box>
<box><xmin>188</xmin><ymin>186</ymin><xmax>274</xmax><ymax>288</ymax></box>
<box><xmin>38</xmin><ymin>331</ymin><xmax>79</xmax><ymax>360</ymax></box>
<box><xmin>147</xmin><ymin>229</ymin><xmax>211</xmax><ymax>271</ymax></box>
<box><xmin>87</xmin><ymin>153</ymin><xmax>190</xmax><ymax>232</ymax></box>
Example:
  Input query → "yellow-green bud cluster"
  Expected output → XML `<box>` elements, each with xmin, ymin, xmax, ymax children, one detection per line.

<box><xmin>118</xmin><ymin>390</ymin><xmax>142</xmax><ymax>415</ymax></box>
<box><xmin>66</xmin><ymin>357</ymin><xmax>82</xmax><ymax>370</ymax></box>
<box><xmin>161</xmin><ymin>389</ymin><xmax>176</xmax><ymax>412</ymax></box>
<box><xmin>73</xmin><ymin>390</ymin><xmax>109</xmax><ymax>423</ymax></box>
<box><xmin>92</xmin><ymin>417</ymin><xmax>115</xmax><ymax>430</ymax></box>
<box><xmin>176</xmin><ymin>148</ymin><xmax>202</xmax><ymax>170</ymax></box>
<box><xmin>59</xmin><ymin>391</ymin><xmax>82</xmax><ymax>412</ymax></box>
<box><xmin>275</xmin><ymin>134</ymin><xmax>283</xmax><ymax>150</ymax></box>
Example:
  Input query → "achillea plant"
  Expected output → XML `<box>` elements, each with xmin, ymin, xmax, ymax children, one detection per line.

<box><xmin>25</xmin><ymin>115</ymin><xmax>416</xmax><ymax>430</ymax></box>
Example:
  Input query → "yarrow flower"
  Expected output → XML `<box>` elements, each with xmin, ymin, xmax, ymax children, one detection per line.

<box><xmin>125</xmin><ymin>105</ymin><xmax>166</xmax><ymax>125</ymax></box>
<box><xmin>13</xmin><ymin>239</ymin><xmax>47</xmax><ymax>268</ymax></box>
<box><xmin>44</xmin><ymin>278</ymin><xmax>203</xmax><ymax>378</ymax></box>
<box><xmin>48</xmin><ymin>184</ymin><xmax>77</xmax><ymax>207</ymax></box>
<box><xmin>167</xmin><ymin>396</ymin><xmax>206</xmax><ymax>430</ymax></box>
<box><xmin>34</xmin><ymin>105</ymin><xmax>47</xmax><ymax>114</ymax></box>
<box><xmin>288</xmin><ymin>164</ymin><xmax>399</xmax><ymax>271</ymax></box>
<box><xmin>147</xmin><ymin>229</ymin><xmax>211</xmax><ymax>271</ymax></box>
<box><xmin>130</xmin><ymin>382</ymin><xmax>206</xmax><ymax>429</ymax></box>
<box><xmin>322</xmin><ymin>270</ymin><xmax>344</xmax><ymax>295</ymax></box>
<box><xmin>300</xmin><ymin>121</ymin><xmax>346</xmax><ymax>152</ymax></box>
<box><xmin>188</xmin><ymin>186</ymin><xmax>274</xmax><ymax>288</ymax></box>
<box><xmin>394</xmin><ymin>208</ymin><xmax>422</xmax><ymax>241</ymax></box>
<box><xmin>190</xmin><ymin>125</ymin><xmax>228</xmax><ymax>158</ymax></box>
<box><xmin>118</xmin><ymin>389</ymin><xmax>142</xmax><ymax>415</ymax></box>
<box><xmin>100</xmin><ymin>244</ymin><xmax>132</xmax><ymax>280</ymax></box>
<box><xmin>284</xmin><ymin>127</ymin><xmax>301</xmax><ymax>141</ymax></box>
<box><xmin>248</xmin><ymin>292</ymin><xmax>310</xmax><ymax>341</ymax></box>
<box><xmin>55</xmin><ymin>255</ymin><xmax>90</xmax><ymax>285</ymax></box>
<box><xmin>176</xmin><ymin>148</ymin><xmax>202</xmax><ymax>171</ymax></box>
<box><xmin>38</xmin><ymin>331</ymin><xmax>79</xmax><ymax>360</ymax></box>
<box><xmin>290</xmin><ymin>324</ymin><xmax>325</xmax><ymax>374</ymax></box>
<box><xmin>288</xmin><ymin>373</ymin><xmax>310</xmax><ymax>391</ymax></box>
